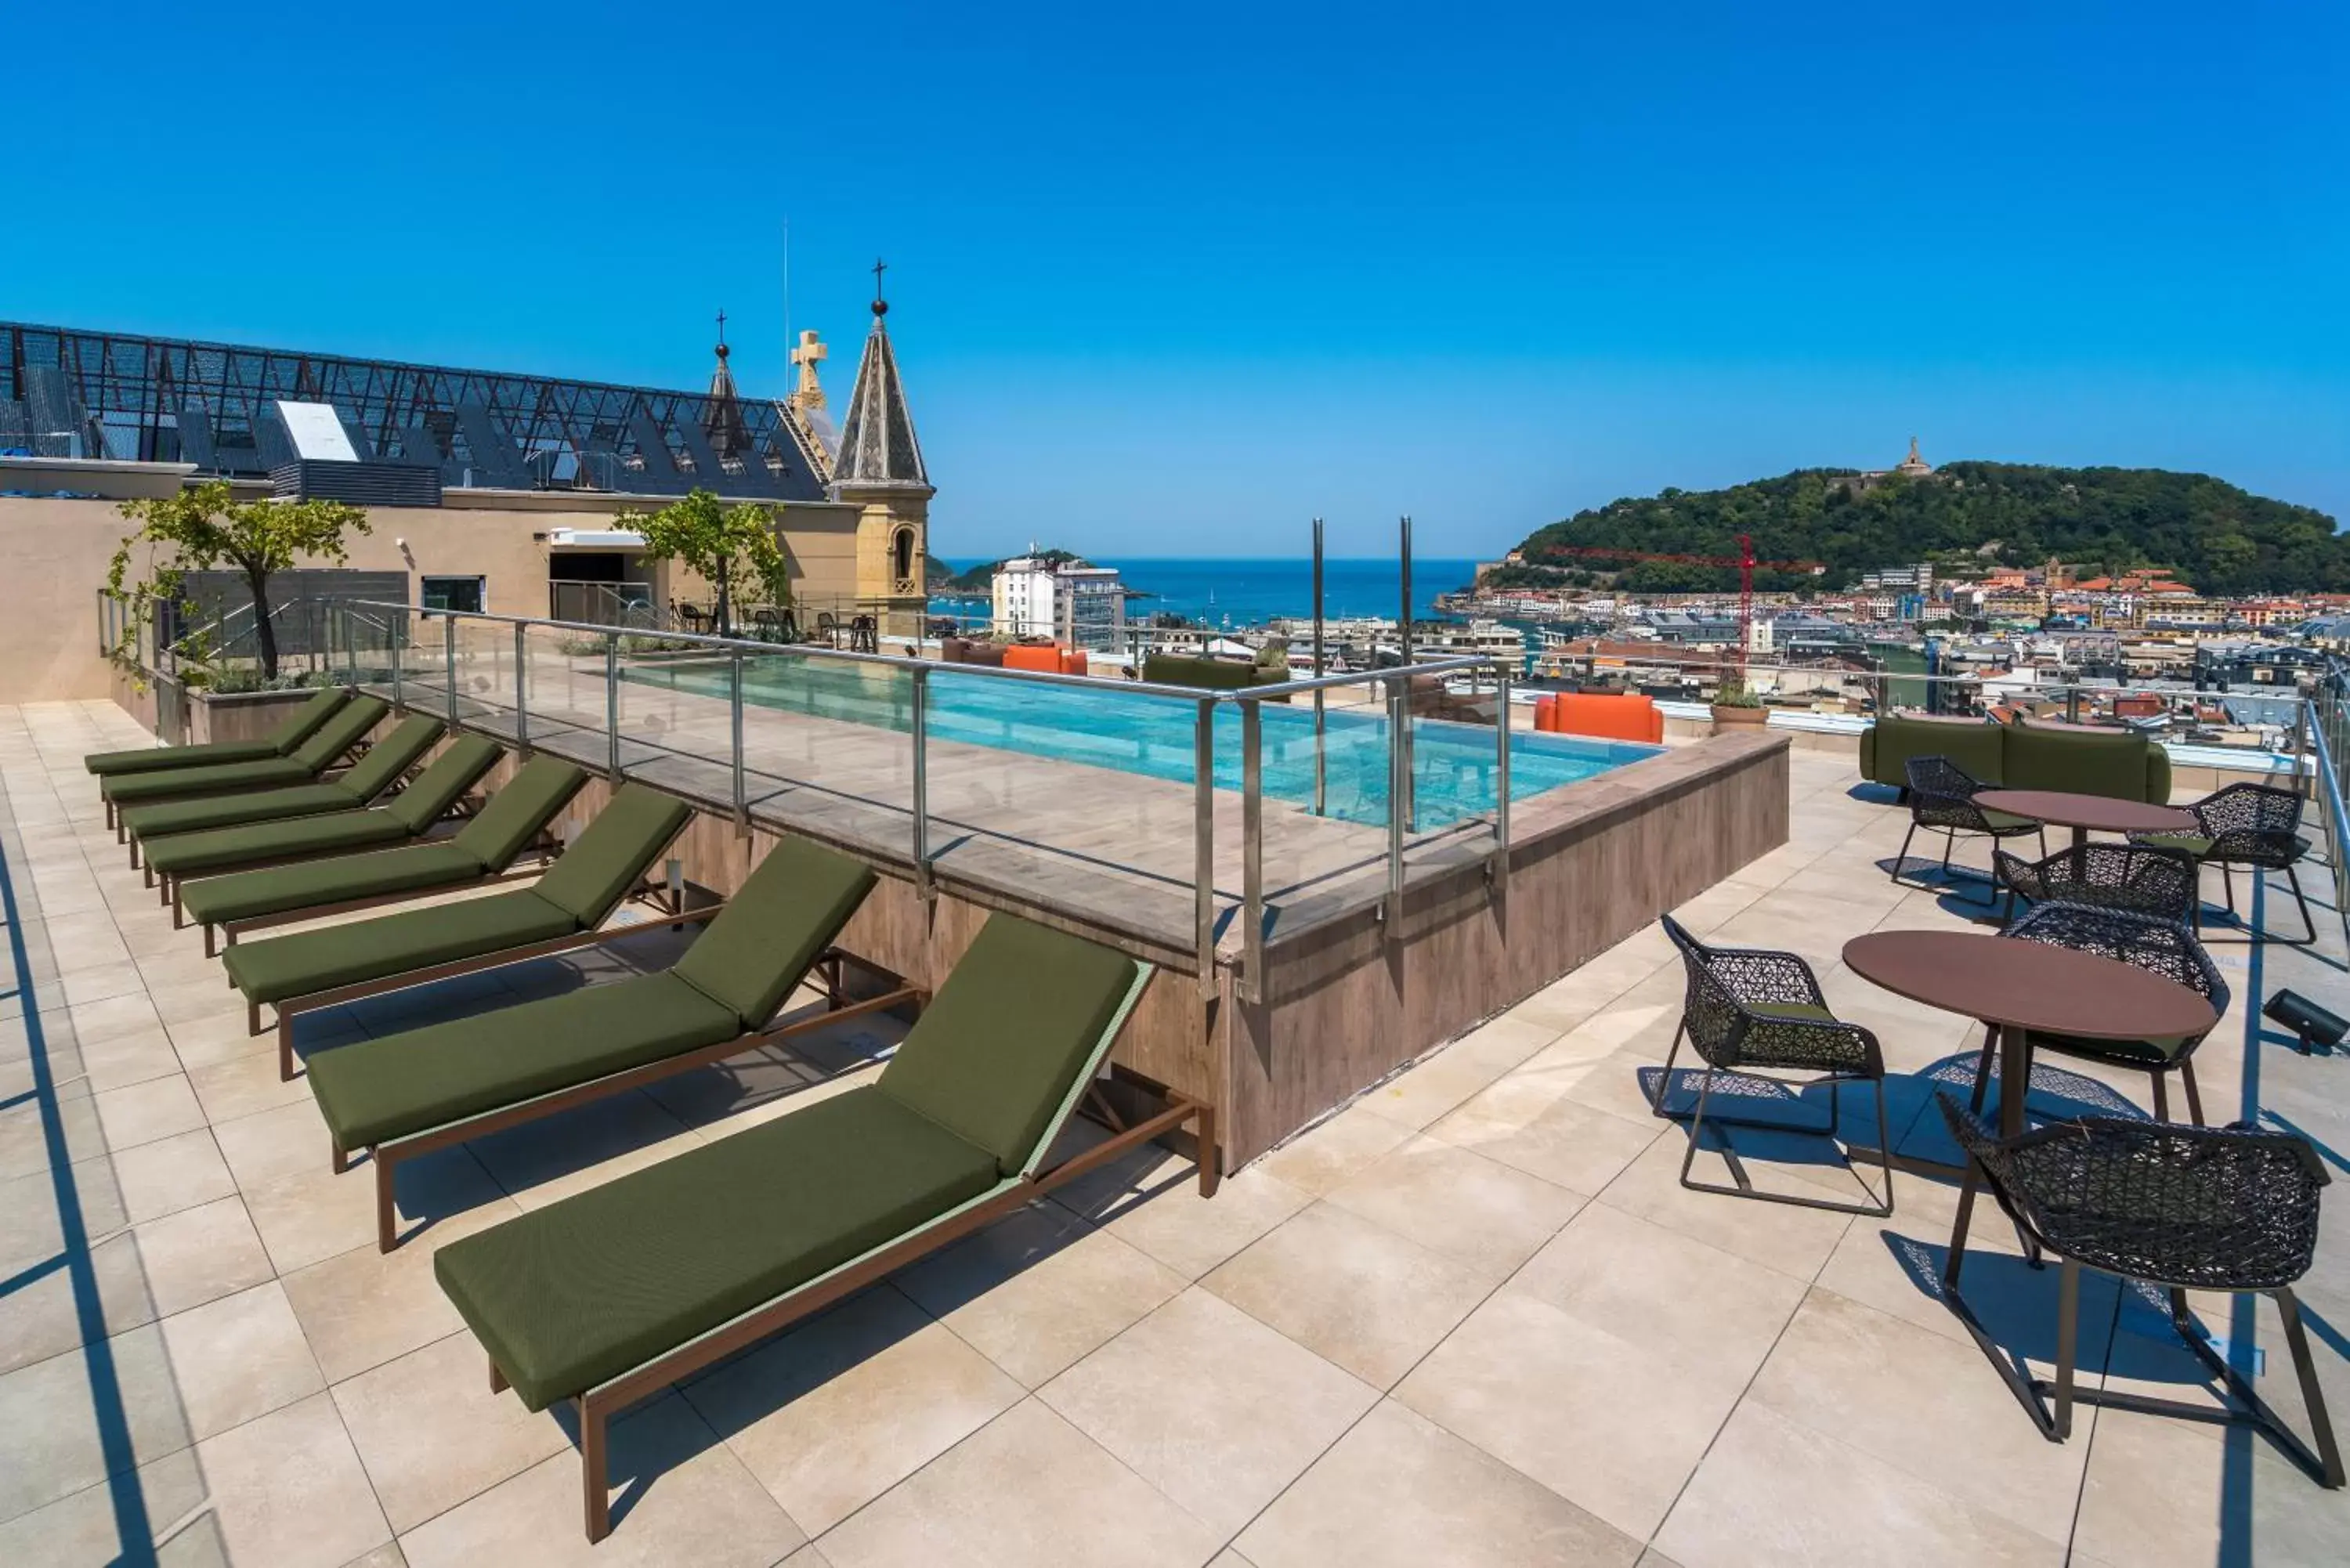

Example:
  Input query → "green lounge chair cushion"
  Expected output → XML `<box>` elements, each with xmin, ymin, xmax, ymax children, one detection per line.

<box><xmin>119</xmin><ymin>715</ymin><xmax>444</xmax><ymax>839</ymax></box>
<box><xmin>2023</xmin><ymin>1028</ymin><xmax>2199</xmax><ymax>1066</ymax></box>
<box><xmin>105</xmin><ymin>754</ymin><xmax>320</xmax><ymax>804</ymax></box>
<box><xmin>877</xmin><ymin>917</ymin><xmax>1143</xmax><ymax>1175</ymax></box>
<box><xmin>433</xmin><ymin>1087</ymin><xmax>1001</xmax><ymax>1410</ymax></box>
<box><xmin>181</xmin><ymin>840</ymin><xmax>487</xmax><ymax>926</ymax></box>
<box><xmin>223</xmin><ymin>888</ymin><xmax>577</xmax><ymax>1005</ymax></box>
<box><xmin>671</xmin><ymin>837</ymin><xmax>876</xmax><ymax>1026</ymax></box>
<box><xmin>2135</xmin><ymin>832</ymin><xmax>2214</xmax><ymax>858</ymax></box>
<box><xmin>85</xmin><ymin>686</ymin><xmax>347</xmax><ymax>775</ymax></box>
<box><xmin>309</xmin><ymin>970</ymin><xmax>740</xmax><ymax>1151</ymax></box>
<box><xmin>123</xmin><ymin>782</ymin><xmax>363</xmax><ymax>840</ymax></box>
<box><xmin>450</xmin><ymin>757</ymin><xmax>588</xmax><ymax>870</ymax></box>
<box><xmin>146</xmin><ymin>810</ymin><xmax>414</xmax><ymax>876</ymax></box>
<box><xmin>1981</xmin><ymin>810</ymin><xmax>2037</xmax><ymax>833</ymax></box>
<box><xmin>102</xmin><ymin>695</ymin><xmax>389</xmax><ymax>803</ymax></box>
<box><xmin>2002</xmin><ymin>724</ymin><xmax>2155</xmax><ymax>804</ymax></box>
<box><xmin>381</xmin><ymin>735</ymin><xmax>505</xmax><ymax>832</ymax></box>
<box><xmin>144</xmin><ymin>731</ymin><xmax>498</xmax><ymax>877</ymax></box>
<box><xmin>527</xmin><ymin>786</ymin><xmax>692</xmax><ymax>926</ymax></box>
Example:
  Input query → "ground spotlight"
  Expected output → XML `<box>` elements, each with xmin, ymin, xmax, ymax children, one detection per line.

<box><xmin>2263</xmin><ymin>989</ymin><xmax>2348</xmax><ymax>1055</ymax></box>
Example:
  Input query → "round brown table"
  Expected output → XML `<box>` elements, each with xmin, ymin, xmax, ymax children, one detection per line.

<box><xmin>1974</xmin><ymin>789</ymin><xmax>2195</xmax><ymax>851</ymax></box>
<box><xmin>1842</xmin><ymin>930</ymin><xmax>2219</xmax><ymax>1165</ymax></box>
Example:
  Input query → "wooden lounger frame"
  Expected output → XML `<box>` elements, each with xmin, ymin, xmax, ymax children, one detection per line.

<box><xmin>472</xmin><ymin>962</ymin><xmax>1218</xmax><ymax>1542</ymax></box>
<box><xmin>340</xmin><ymin>946</ymin><xmax>921</xmax><ymax>1253</ymax></box>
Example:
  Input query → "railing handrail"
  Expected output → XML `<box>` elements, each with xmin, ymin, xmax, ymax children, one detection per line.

<box><xmin>344</xmin><ymin>599</ymin><xmax>1489</xmax><ymax>706</ymax></box>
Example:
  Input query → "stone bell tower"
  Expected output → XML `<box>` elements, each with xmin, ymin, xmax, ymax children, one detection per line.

<box><xmin>831</xmin><ymin>259</ymin><xmax>933</xmax><ymax>638</ymax></box>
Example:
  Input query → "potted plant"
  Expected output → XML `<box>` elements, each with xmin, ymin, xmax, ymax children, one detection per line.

<box><xmin>1711</xmin><ymin>674</ymin><xmax>1769</xmax><ymax>726</ymax></box>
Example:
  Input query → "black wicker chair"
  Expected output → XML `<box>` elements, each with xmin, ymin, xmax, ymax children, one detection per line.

<box><xmin>1933</xmin><ymin>1093</ymin><xmax>2341</xmax><ymax>1485</ymax></box>
<box><xmin>1990</xmin><ymin>841</ymin><xmax>2200</xmax><ymax>929</ymax></box>
<box><xmin>1898</xmin><ymin>757</ymin><xmax>2046</xmax><ymax>907</ymax></box>
<box><xmin>1654</xmin><ymin>915</ymin><xmax>1893</xmax><ymax>1216</ymax></box>
<box><xmin>2131</xmin><ymin>782</ymin><xmax>2317</xmax><ymax>945</ymax></box>
<box><xmin>1990</xmin><ymin>902</ymin><xmax>2226</xmax><ymax>1125</ymax></box>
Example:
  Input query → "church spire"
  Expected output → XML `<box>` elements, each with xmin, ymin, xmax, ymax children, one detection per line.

<box><xmin>701</xmin><ymin>309</ymin><xmax>749</xmax><ymax>458</ymax></box>
<box><xmin>832</xmin><ymin>259</ymin><xmax>931</xmax><ymax>493</ymax></box>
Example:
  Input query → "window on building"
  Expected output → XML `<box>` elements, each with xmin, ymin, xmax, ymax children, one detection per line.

<box><xmin>892</xmin><ymin>528</ymin><xmax>915</xmax><ymax>586</ymax></box>
<box><xmin>421</xmin><ymin>576</ymin><xmax>486</xmax><ymax>614</ymax></box>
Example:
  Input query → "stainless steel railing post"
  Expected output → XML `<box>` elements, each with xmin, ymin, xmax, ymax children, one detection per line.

<box><xmin>731</xmin><ymin>648</ymin><xmax>747</xmax><ymax>833</ymax></box>
<box><xmin>912</xmin><ymin>665</ymin><xmax>932</xmax><ymax>898</ymax></box>
<box><xmin>1492</xmin><ymin>668</ymin><xmax>1511</xmax><ymax>898</ymax></box>
<box><xmin>443</xmin><ymin>612</ymin><xmax>457</xmax><ymax>726</ymax></box>
<box><xmin>514</xmin><ymin>621</ymin><xmax>530</xmax><ymax>751</ymax></box>
<box><xmin>392</xmin><ymin>611</ymin><xmax>404</xmax><ymax>706</ymax></box>
<box><xmin>1386</xmin><ymin>674</ymin><xmax>1407</xmax><ymax>919</ymax></box>
<box><xmin>605</xmin><ymin>631</ymin><xmax>622</xmax><ymax>779</ymax></box>
<box><xmin>1242</xmin><ymin>697</ymin><xmax>1264</xmax><ymax>1005</ymax></box>
<box><xmin>1195</xmin><ymin>697</ymin><xmax>1217</xmax><ymax>999</ymax></box>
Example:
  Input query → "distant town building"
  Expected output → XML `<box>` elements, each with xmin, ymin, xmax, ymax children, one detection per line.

<box><xmin>992</xmin><ymin>550</ymin><xmax>1128</xmax><ymax>646</ymax></box>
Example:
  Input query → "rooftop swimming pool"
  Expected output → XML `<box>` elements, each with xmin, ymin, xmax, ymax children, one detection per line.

<box><xmin>626</xmin><ymin>656</ymin><xmax>1658</xmax><ymax>830</ymax></box>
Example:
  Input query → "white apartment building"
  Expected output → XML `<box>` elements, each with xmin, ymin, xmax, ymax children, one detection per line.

<box><xmin>991</xmin><ymin>552</ymin><xmax>1128</xmax><ymax>646</ymax></box>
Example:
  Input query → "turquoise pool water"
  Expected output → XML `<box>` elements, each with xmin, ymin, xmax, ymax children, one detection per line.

<box><xmin>625</xmin><ymin>657</ymin><xmax>1657</xmax><ymax>830</ymax></box>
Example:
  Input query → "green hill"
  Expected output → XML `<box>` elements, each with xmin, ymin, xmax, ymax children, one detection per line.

<box><xmin>1505</xmin><ymin>464</ymin><xmax>2345</xmax><ymax>596</ymax></box>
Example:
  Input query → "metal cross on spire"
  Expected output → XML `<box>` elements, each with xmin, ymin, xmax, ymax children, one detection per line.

<box><xmin>714</xmin><ymin>309</ymin><xmax>728</xmax><ymax>356</ymax></box>
<box><xmin>871</xmin><ymin>258</ymin><xmax>889</xmax><ymax>318</ymax></box>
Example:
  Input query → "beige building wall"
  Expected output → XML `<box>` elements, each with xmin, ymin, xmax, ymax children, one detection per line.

<box><xmin>0</xmin><ymin>490</ymin><xmax>880</xmax><ymax>704</ymax></box>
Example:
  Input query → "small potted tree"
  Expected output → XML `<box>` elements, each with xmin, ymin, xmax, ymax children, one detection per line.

<box><xmin>1710</xmin><ymin>673</ymin><xmax>1769</xmax><ymax>727</ymax></box>
<box><xmin>626</xmin><ymin>488</ymin><xmax>791</xmax><ymax>640</ymax></box>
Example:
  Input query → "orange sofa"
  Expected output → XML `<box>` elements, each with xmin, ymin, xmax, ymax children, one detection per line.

<box><xmin>999</xmin><ymin>644</ymin><xmax>1089</xmax><ymax>676</ymax></box>
<box><xmin>1535</xmin><ymin>692</ymin><xmax>1663</xmax><ymax>744</ymax></box>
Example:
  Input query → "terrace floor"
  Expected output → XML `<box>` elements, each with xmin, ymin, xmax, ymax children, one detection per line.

<box><xmin>3</xmin><ymin>699</ymin><xmax>2346</xmax><ymax>1567</ymax></box>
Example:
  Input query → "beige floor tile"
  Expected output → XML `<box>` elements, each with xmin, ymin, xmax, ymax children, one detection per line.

<box><xmin>1203</xmin><ymin>1202</ymin><xmax>1495</xmax><ymax>1389</ymax></box>
<box><xmin>0</xmin><ymin>1318</ymin><xmax>195</xmax><ymax>1521</ymax></box>
<box><xmin>1249</xmin><ymin>1102</ymin><xmax>1414</xmax><ymax>1198</ymax></box>
<box><xmin>1041</xmin><ymin>1288</ymin><xmax>1377</xmax><ymax>1534</ymax></box>
<box><xmin>283</xmin><ymin>1197</ymin><xmax>523</xmax><ymax>1383</ymax></box>
<box><xmin>1744</xmin><ymin>1288</ymin><xmax>2093</xmax><ymax>1544</ymax></box>
<box><xmin>186</xmin><ymin>1049</ymin><xmax>315</xmax><ymax>1125</ymax></box>
<box><xmin>75</xmin><ymin>1026</ymin><xmax>183</xmax><ymax>1093</ymax></box>
<box><xmin>815</xmin><ymin>1399</ymin><xmax>1220</xmax><ymax>1568</ymax></box>
<box><xmin>1508</xmin><ymin>1201</ymin><xmax>1809</xmax><ymax>1383</ymax></box>
<box><xmin>145</xmin><ymin>974</ymin><xmax>249</xmax><ymax>1028</ymax></box>
<box><xmin>1653</xmin><ymin>1400</ymin><xmax>2063</xmax><ymax>1568</ymax></box>
<box><xmin>56</xmin><ymin>961</ymin><xmax>150</xmax><ymax>1010</ymax></box>
<box><xmin>66</xmin><ymin>991</ymin><xmax>167</xmax><ymax>1049</ymax></box>
<box><xmin>895</xmin><ymin>1201</ymin><xmax>1187</xmax><ymax>1388</ymax></box>
<box><xmin>1321</xmin><ymin>1135</ymin><xmax>1586</xmax><ymax>1283</ymax></box>
<box><xmin>1235</xmin><ymin>1399</ymin><xmax>1640</xmax><ymax>1568</ymax></box>
<box><xmin>334</xmin><ymin>1331</ymin><xmax>573</xmax><ymax>1534</ymax></box>
<box><xmin>1430</xmin><ymin>1065</ymin><xmax>1663</xmax><ymax>1194</ymax></box>
<box><xmin>1593</xmin><ymin>1136</ymin><xmax>1853</xmax><ymax>1282</ymax></box>
<box><xmin>37</xmin><ymin>912</ymin><xmax>134</xmax><ymax>974</ymax></box>
<box><xmin>1396</xmin><ymin>1289</ymin><xmax>1745</xmax><ymax>1540</ymax></box>
<box><xmin>184</xmin><ymin>1391</ymin><xmax>392</xmax><ymax>1568</ymax></box>
<box><xmin>1356</xmin><ymin>1017</ymin><xmax>1560</xmax><ymax>1131</ymax></box>
<box><xmin>682</xmin><ymin>1286</ymin><xmax>1021</xmax><ymax>1537</ymax></box>
<box><xmin>0</xmin><ymin>1445</ymin><xmax>208</xmax><ymax>1565</ymax></box>
<box><xmin>241</xmin><ymin>1147</ymin><xmax>511</xmax><ymax>1277</ymax></box>
<box><xmin>212</xmin><ymin>1098</ymin><xmax>336</xmax><ymax>1191</ymax></box>
<box><xmin>156</xmin><ymin>1280</ymin><xmax>327</xmax><ymax>1441</ymax></box>
<box><xmin>398</xmin><ymin>1393</ymin><xmax>802</xmax><ymax>1568</ymax></box>
<box><xmin>167</xmin><ymin>1008</ymin><xmax>278</xmax><ymax>1071</ymax></box>
<box><xmin>90</xmin><ymin>1073</ymin><xmax>206</xmax><ymax>1152</ymax></box>
<box><xmin>87</xmin><ymin>1126</ymin><xmax>237</xmax><ymax>1227</ymax></box>
<box><xmin>124</xmin><ymin>1194</ymin><xmax>275</xmax><ymax>1320</ymax></box>
<box><xmin>1054</xmin><ymin>1151</ymin><xmax>1311</xmax><ymax>1281</ymax></box>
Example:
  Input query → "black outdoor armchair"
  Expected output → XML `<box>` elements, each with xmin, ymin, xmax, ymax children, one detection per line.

<box><xmin>1897</xmin><ymin>757</ymin><xmax>2045</xmax><ymax>907</ymax></box>
<box><xmin>1654</xmin><ymin>914</ymin><xmax>1893</xmax><ymax>1216</ymax></box>
<box><xmin>1993</xmin><ymin>901</ymin><xmax>2226</xmax><ymax>1125</ymax></box>
<box><xmin>1934</xmin><ymin>1093</ymin><xmax>2341</xmax><ymax>1487</ymax></box>
<box><xmin>2132</xmin><ymin>782</ymin><xmax>2316</xmax><ymax>945</ymax></box>
<box><xmin>1990</xmin><ymin>841</ymin><xmax>2200</xmax><ymax>929</ymax></box>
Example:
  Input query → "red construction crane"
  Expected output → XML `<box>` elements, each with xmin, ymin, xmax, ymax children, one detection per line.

<box><xmin>1533</xmin><ymin>535</ymin><xmax>1825</xmax><ymax>678</ymax></box>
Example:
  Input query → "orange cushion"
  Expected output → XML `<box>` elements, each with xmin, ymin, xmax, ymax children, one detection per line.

<box><xmin>1534</xmin><ymin>695</ymin><xmax>1562</xmax><ymax>733</ymax></box>
<box><xmin>1059</xmin><ymin>649</ymin><xmax>1088</xmax><ymax>676</ymax></box>
<box><xmin>1546</xmin><ymin>692</ymin><xmax>1661</xmax><ymax>744</ymax></box>
<box><xmin>1002</xmin><ymin>645</ymin><xmax>1062</xmax><ymax>674</ymax></box>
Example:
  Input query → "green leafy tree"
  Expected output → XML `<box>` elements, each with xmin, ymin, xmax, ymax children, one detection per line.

<box><xmin>625</xmin><ymin>489</ymin><xmax>790</xmax><ymax>637</ymax></box>
<box><xmin>105</xmin><ymin>481</ymin><xmax>371</xmax><ymax>682</ymax></box>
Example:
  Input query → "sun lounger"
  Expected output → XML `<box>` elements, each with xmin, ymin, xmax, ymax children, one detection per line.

<box><xmin>432</xmin><ymin>912</ymin><xmax>1213</xmax><ymax>1541</ymax></box>
<box><xmin>176</xmin><ymin>753</ymin><xmax>586</xmax><ymax>955</ymax></box>
<box><xmin>84</xmin><ymin>684</ymin><xmax>349</xmax><ymax>777</ymax></box>
<box><xmin>101</xmin><ymin>695</ymin><xmax>391</xmax><ymax>824</ymax></box>
<box><xmin>143</xmin><ymin>734</ymin><xmax>501</xmax><ymax>900</ymax></box>
<box><xmin>223</xmin><ymin>782</ymin><xmax>696</xmax><ymax>1062</ymax></box>
<box><xmin>120</xmin><ymin>714</ymin><xmax>446</xmax><ymax>866</ymax></box>
<box><xmin>306</xmin><ymin>833</ymin><xmax>888</xmax><ymax>1250</ymax></box>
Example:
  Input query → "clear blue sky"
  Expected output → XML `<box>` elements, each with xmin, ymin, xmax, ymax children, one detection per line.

<box><xmin>9</xmin><ymin>2</ymin><xmax>2345</xmax><ymax>562</ymax></box>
